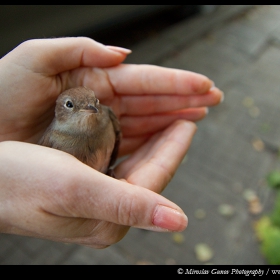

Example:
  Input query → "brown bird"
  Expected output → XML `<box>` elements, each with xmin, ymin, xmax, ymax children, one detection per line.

<box><xmin>38</xmin><ymin>86</ymin><xmax>121</xmax><ymax>176</ymax></box>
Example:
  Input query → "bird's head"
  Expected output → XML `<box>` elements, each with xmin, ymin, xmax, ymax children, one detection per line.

<box><xmin>55</xmin><ymin>87</ymin><xmax>101</xmax><ymax>120</ymax></box>
<box><xmin>54</xmin><ymin>87</ymin><xmax>102</xmax><ymax>133</ymax></box>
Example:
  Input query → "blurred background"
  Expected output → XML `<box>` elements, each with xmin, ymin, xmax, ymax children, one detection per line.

<box><xmin>1</xmin><ymin>5</ymin><xmax>280</xmax><ymax>265</ymax></box>
<box><xmin>0</xmin><ymin>5</ymin><xmax>204</xmax><ymax>57</ymax></box>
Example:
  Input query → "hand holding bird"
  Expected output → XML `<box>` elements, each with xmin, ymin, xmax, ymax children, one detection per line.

<box><xmin>0</xmin><ymin>37</ymin><xmax>224</xmax><ymax>248</ymax></box>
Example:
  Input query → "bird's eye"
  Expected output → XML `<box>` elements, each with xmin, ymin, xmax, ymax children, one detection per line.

<box><xmin>65</xmin><ymin>100</ymin><xmax>74</xmax><ymax>109</ymax></box>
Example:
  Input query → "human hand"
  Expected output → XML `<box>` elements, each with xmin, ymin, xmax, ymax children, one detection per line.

<box><xmin>0</xmin><ymin>121</ymin><xmax>194</xmax><ymax>248</ymax></box>
<box><xmin>0</xmin><ymin>37</ymin><xmax>223</xmax><ymax>156</ymax></box>
<box><xmin>0</xmin><ymin>37</ymin><xmax>222</xmax><ymax>247</ymax></box>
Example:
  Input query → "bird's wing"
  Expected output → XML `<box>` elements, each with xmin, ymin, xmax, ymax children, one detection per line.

<box><xmin>37</xmin><ymin>124</ymin><xmax>54</xmax><ymax>147</ymax></box>
<box><xmin>107</xmin><ymin>107</ymin><xmax>122</xmax><ymax>167</ymax></box>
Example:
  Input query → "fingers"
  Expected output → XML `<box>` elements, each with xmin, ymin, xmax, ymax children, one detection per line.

<box><xmin>120</xmin><ymin>107</ymin><xmax>207</xmax><ymax>137</ymax></box>
<box><xmin>8</xmin><ymin>37</ymin><xmax>129</xmax><ymax>75</ymax></box>
<box><xmin>50</xmin><ymin>165</ymin><xmax>188</xmax><ymax>232</ymax></box>
<box><xmin>115</xmin><ymin>120</ymin><xmax>197</xmax><ymax>193</ymax></box>
<box><xmin>0</xmin><ymin>141</ymin><xmax>188</xmax><ymax>236</ymax></box>
<box><xmin>119</xmin><ymin>87</ymin><xmax>223</xmax><ymax>116</ymax></box>
<box><xmin>106</xmin><ymin>64</ymin><xmax>214</xmax><ymax>95</ymax></box>
<box><xmin>118</xmin><ymin>107</ymin><xmax>207</xmax><ymax>156</ymax></box>
<box><xmin>119</xmin><ymin>136</ymin><xmax>150</xmax><ymax>157</ymax></box>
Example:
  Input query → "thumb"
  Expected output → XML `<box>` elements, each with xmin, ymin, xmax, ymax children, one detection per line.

<box><xmin>49</xmin><ymin>163</ymin><xmax>188</xmax><ymax>232</ymax></box>
<box><xmin>7</xmin><ymin>37</ymin><xmax>130</xmax><ymax>75</ymax></box>
<box><xmin>0</xmin><ymin>141</ymin><xmax>187</xmax><ymax>233</ymax></box>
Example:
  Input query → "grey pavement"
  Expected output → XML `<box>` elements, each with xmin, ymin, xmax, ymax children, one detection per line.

<box><xmin>1</xmin><ymin>5</ymin><xmax>280</xmax><ymax>265</ymax></box>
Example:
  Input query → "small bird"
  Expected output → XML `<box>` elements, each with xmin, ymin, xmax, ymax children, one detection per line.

<box><xmin>38</xmin><ymin>86</ymin><xmax>121</xmax><ymax>176</ymax></box>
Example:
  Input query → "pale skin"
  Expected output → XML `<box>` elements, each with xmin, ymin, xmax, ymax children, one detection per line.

<box><xmin>0</xmin><ymin>37</ymin><xmax>223</xmax><ymax>248</ymax></box>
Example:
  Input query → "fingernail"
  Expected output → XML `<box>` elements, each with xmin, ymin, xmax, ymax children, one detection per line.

<box><xmin>106</xmin><ymin>45</ymin><xmax>132</xmax><ymax>55</ymax></box>
<box><xmin>220</xmin><ymin>91</ymin><xmax>225</xmax><ymax>103</ymax></box>
<box><xmin>210</xmin><ymin>81</ymin><xmax>215</xmax><ymax>90</ymax></box>
<box><xmin>152</xmin><ymin>205</ymin><xmax>188</xmax><ymax>232</ymax></box>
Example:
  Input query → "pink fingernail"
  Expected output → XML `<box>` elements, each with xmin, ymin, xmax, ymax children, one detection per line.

<box><xmin>152</xmin><ymin>205</ymin><xmax>188</xmax><ymax>232</ymax></box>
<box><xmin>220</xmin><ymin>91</ymin><xmax>225</xmax><ymax>103</ymax></box>
<box><xmin>106</xmin><ymin>45</ymin><xmax>132</xmax><ymax>54</ymax></box>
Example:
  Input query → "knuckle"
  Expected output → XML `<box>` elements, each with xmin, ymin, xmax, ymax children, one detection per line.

<box><xmin>117</xmin><ymin>194</ymin><xmax>139</xmax><ymax>226</ymax></box>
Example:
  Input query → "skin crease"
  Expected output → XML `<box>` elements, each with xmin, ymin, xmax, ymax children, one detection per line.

<box><xmin>0</xmin><ymin>37</ymin><xmax>223</xmax><ymax>248</ymax></box>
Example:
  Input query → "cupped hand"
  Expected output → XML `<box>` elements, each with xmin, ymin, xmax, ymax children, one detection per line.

<box><xmin>0</xmin><ymin>37</ymin><xmax>223</xmax><ymax>156</ymax></box>
<box><xmin>0</xmin><ymin>120</ymin><xmax>195</xmax><ymax>248</ymax></box>
<box><xmin>0</xmin><ymin>37</ymin><xmax>223</xmax><ymax>247</ymax></box>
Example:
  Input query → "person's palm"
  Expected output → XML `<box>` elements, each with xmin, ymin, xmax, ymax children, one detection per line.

<box><xmin>0</xmin><ymin>37</ymin><xmax>223</xmax><ymax>247</ymax></box>
<box><xmin>0</xmin><ymin>38</ymin><xmax>222</xmax><ymax>157</ymax></box>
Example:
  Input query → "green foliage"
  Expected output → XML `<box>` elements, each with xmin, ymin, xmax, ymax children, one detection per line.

<box><xmin>255</xmin><ymin>216</ymin><xmax>280</xmax><ymax>265</ymax></box>
<box><xmin>262</xmin><ymin>228</ymin><xmax>280</xmax><ymax>265</ymax></box>
<box><xmin>270</xmin><ymin>192</ymin><xmax>280</xmax><ymax>228</ymax></box>
<box><xmin>255</xmin><ymin>170</ymin><xmax>280</xmax><ymax>264</ymax></box>
<box><xmin>255</xmin><ymin>216</ymin><xmax>271</xmax><ymax>240</ymax></box>
<box><xmin>266</xmin><ymin>171</ymin><xmax>280</xmax><ymax>189</ymax></box>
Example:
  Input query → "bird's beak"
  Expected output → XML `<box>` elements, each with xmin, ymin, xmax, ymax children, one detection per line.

<box><xmin>80</xmin><ymin>104</ymin><xmax>99</xmax><ymax>114</ymax></box>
